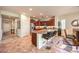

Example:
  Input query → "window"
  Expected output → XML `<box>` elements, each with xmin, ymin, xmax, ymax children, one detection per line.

<box><xmin>71</xmin><ymin>19</ymin><xmax>79</xmax><ymax>27</ymax></box>
<box><xmin>61</xmin><ymin>20</ymin><xmax>66</xmax><ymax>29</ymax></box>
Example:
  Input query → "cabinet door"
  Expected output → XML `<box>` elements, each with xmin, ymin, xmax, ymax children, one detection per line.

<box><xmin>32</xmin><ymin>33</ymin><xmax>37</xmax><ymax>46</ymax></box>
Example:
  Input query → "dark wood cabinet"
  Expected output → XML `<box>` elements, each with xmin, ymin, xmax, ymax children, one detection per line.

<box><xmin>31</xmin><ymin>16</ymin><xmax>55</xmax><ymax>26</ymax></box>
<box><xmin>33</xmin><ymin>19</ymin><xmax>55</xmax><ymax>26</ymax></box>
<box><xmin>32</xmin><ymin>33</ymin><xmax>37</xmax><ymax>46</ymax></box>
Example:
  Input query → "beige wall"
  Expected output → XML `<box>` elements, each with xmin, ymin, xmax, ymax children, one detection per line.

<box><xmin>57</xmin><ymin>12</ymin><xmax>79</xmax><ymax>35</ymax></box>
<box><xmin>58</xmin><ymin>12</ymin><xmax>79</xmax><ymax>29</ymax></box>
<box><xmin>17</xmin><ymin>14</ymin><xmax>30</xmax><ymax>37</ymax></box>
<box><xmin>3</xmin><ymin>22</ymin><xmax>11</xmax><ymax>33</ymax></box>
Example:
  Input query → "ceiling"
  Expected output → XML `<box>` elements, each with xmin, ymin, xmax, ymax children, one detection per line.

<box><xmin>0</xmin><ymin>6</ymin><xmax>79</xmax><ymax>17</ymax></box>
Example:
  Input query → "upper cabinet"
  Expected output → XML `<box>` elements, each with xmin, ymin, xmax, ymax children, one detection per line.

<box><xmin>31</xmin><ymin>16</ymin><xmax>55</xmax><ymax>26</ymax></box>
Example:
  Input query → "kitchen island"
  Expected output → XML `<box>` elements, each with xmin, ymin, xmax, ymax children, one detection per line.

<box><xmin>32</xmin><ymin>29</ymin><xmax>57</xmax><ymax>49</ymax></box>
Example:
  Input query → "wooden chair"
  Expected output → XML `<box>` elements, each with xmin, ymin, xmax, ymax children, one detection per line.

<box><xmin>64</xmin><ymin>29</ymin><xmax>75</xmax><ymax>39</ymax></box>
<box><xmin>64</xmin><ymin>29</ymin><xmax>76</xmax><ymax>45</ymax></box>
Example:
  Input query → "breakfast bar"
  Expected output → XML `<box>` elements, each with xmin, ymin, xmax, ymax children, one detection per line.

<box><xmin>32</xmin><ymin>29</ymin><xmax>57</xmax><ymax>49</ymax></box>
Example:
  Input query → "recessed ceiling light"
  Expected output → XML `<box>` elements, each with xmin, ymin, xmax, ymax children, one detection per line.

<box><xmin>40</xmin><ymin>13</ymin><xmax>43</xmax><ymax>16</ymax></box>
<box><xmin>46</xmin><ymin>16</ymin><xmax>48</xmax><ymax>18</ymax></box>
<box><xmin>33</xmin><ymin>16</ymin><xmax>36</xmax><ymax>17</ymax></box>
<box><xmin>29</xmin><ymin>8</ymin><xmax>32</xmax><ymax>11</ymax></box>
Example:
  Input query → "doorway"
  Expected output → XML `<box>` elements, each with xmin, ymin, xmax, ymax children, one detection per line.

<box><xmin>2</xmin><ymin>15</ymin><xmax>19</xmax><ymax>40</ymax></box>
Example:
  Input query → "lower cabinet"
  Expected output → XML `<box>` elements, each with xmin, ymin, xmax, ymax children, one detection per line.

<box><xmin>32</xmin><ymin>33</ymin><xmax>46</xmax><ymax>49</ymax></box>
<box><xmin>32</xmin><ymin>33</ymin><xmax>37</xmax><ymax>46</ymax></box>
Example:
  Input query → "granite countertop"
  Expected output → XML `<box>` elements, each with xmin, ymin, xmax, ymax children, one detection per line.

<box><xmin>32</xmin><ymin>29</ymin><xmax>47</xmax><ymax>34</ymax></box>
<box><xmin>32</xmin><ymin>28</ymin><xmax>57</xmax><ymax>34</ymax></box>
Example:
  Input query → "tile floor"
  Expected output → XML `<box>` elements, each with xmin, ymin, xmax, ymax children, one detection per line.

<box><xmin>0</xmin><ymin>33</ymin><xmax>57</xmax><ymax>53</ymax></box>
<box><xmin>0</xmin><ymin>32</ymin><xmax>78</xmax><ymax>53</ymax></box>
